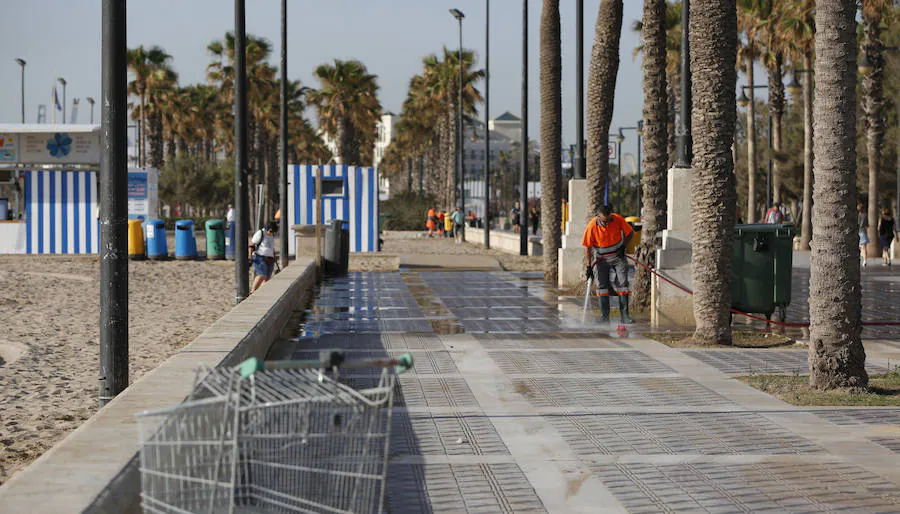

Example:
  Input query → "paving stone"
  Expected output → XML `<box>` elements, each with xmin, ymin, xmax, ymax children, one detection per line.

<box><xmin>808</xmin><ymin>408</ymin><xmax>900</xmax><ymax>426</ymax></box>
<box><xmin>511</xmin><ymin>377</ymin><xmax>735</xmax><ymax>408</ymax></box>
<box><xmin>489</xmin><ymin>350</ymin><xmax>674</xmax><ymax>375</ymax></box>
<box><xmin>683</xmin><ymin>349</ymin><xmax>887</xmax><ymax>375</ymax></box>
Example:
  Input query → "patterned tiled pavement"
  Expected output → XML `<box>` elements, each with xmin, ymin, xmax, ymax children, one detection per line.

<box><xmin>278</xmin><ymin>270</ymin><xmax>900</xmax><ymax>513</ymax></box>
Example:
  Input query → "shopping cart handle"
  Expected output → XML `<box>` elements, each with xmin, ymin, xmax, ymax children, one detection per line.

<box><xmin>240</xmin><ymin>357</ymin><xmax>265</xmax><ymax>378</ymax></box>
<box><xmin>395</xmin><ymin>353</ymin><xmax>414</xmax><ymax>374</ymax></box>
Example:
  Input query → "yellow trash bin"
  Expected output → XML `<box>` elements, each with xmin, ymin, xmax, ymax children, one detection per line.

<box><xmin>128</xmin><ymin>219</ymin><xmax>146</xmax><ymax>260</ymax></box>
<box><xmin>624</xmin><ymin>216</ymin><xmax>642</xmax><ymax>254</ymax></box>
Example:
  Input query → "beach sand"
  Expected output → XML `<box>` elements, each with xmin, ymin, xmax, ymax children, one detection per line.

<box><xmin>0</xmin><ymin>255</ymin><xmax>233</xmax><ymax>484</ymax></box>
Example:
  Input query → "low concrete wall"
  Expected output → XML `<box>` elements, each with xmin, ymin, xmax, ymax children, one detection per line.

<box><xmin>0</xmin><ymin>258</ymin><xmax>317</xmax><ymax>514</ymax></box>
<box><xmin>466</xmin><ymin>226</ymin><xmax>542</xmax><ymax>256</ymax></box>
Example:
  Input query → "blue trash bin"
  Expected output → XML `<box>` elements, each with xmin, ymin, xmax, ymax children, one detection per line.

<box><xmin>225</xmin><ymin>221</ymin><xmax>235</xmax><ymax>261</ymax></box>
<box><xmin>146</xmin><ymin>219</ymin><xmax>168</xmax><ymax>260</ymax></box>
<box><xmin>174</xmin><ymin>219</ymin><xmax>197</xmax><ymax>260</ymax></box>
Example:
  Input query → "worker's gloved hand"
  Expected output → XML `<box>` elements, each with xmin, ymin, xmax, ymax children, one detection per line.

<box><xmin>585</xmin><ymin>265</ymin><xmax>593</xmax><ymax>281</ymax></box>
<box><xmin>616</xmin><ymin>246</ymin><xmax>626</xmax><ymax>259</ymax></box>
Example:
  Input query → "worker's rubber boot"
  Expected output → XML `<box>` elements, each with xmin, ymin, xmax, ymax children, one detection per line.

<box><xmin>618</xmin><ymin>294</ymin><xmax>635</xmax><ymax>324</ymax></box>
<box><xmin>598</xmin><ymin>296</ymin><xmax>610</xmax><ymax>323</ymax></box>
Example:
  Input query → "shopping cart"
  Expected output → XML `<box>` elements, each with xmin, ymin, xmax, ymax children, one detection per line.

<box><xmin>136</xmin><ymin>351</ymin><xmax>413</xmax><ymax>514</ymax></box>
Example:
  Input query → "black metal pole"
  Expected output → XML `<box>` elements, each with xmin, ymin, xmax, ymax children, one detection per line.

<box><xmin>637</xmin><ymin>125</ymin><xmax>642</xmax><ymax>211</ymax></box>
<box><xmin>520</xmin><ymin>0</ymin><xmax>528</xmax><ymax>256</ymax></box>
<box><xmin>675</xmin><ymin>0</ymin><xmax>691</xmax><ymax>167</ymax></box>
<box><xmin>575</xmin><ymin>0</ymin><xmax>585</xmax><ymax>179</ymax></box>
<box><xmin>62</xmin><ymin>81</ymin><xmax>67</xmax><ymax>124</ymax></box>
<box><xmin>18</xmin><ymin>60</ymin><xmax>25</xmax><ymax>124</ymax></box>
<box><xmin>279</xmin><ymin>0</ymin><xmax>289</xmax><ymax>269</ymax></box>
<box><xmin>234</xmin><ymin>0</ymin><xmax>250</xmax><ymax>302</ymax></box>
<box><xmin>484</xmin><ymin>0</ymin><xmax>491</xmax><ymax>247</ymax></box>
<box><xmin>767</xmin><ymin>113</ymin><xmax>773</xmax><ymax>210</ymax></box>
<box><xmin>617</xmin><ymin>136</ymin><xmax>623</xmax><ymax>205</ymax></box>
<box><xmin>458</xmin><ymin>18</ymin><xmax>466</xmax><ymax>242</ymax></box>
<box><xmin>99</xmin><ymin>0</ymin><xmax>128</xmax><ymax>407</ymax></box>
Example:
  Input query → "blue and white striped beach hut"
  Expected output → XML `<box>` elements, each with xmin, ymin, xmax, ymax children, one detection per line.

<box><xmin>24</xmin><ymin>170</ymin><xmax>99</xmax><ymax>254</ymax></box>
<box><xmin>287</xmin><ymin>164</ymin><xmax>379</xmax><ymax>254</ymax></box>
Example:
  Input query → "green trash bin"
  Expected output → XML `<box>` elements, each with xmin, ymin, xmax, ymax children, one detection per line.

<box><xmin>205</xmin><ymin>219</ymin><xmax>226</xmax><ymax>260</ymax></box>
<box><xmin>731</xmin><ymin>224</ymin><xmax>795</xmax><ymax>319</ymax></box>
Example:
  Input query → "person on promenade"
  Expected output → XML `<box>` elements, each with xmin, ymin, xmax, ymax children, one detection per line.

<box><xmin>426</xmin><ymin>207</ymin><xmax>436</xmax><ymax>237</ymax></box>
<box><xmin>249</xmin><ymin>222</ymin><xmax>277</xmax><ymax>293</ymax></box>
<box><xmin>530</xmin><ymin>205</ymin><xmax>540</xmax><ymax>235</ymax></box>
<box><xmin>859</xmin><ymin>203</ymin><xmax>870</xmax><ymax>267</ymax></box>
<box><xmin>583</xmin><ymin>205</ymin><xmax>634</xmax><ymax>324</ymax></box>
<box><xmin>452</xmin><ymin>206</ymin><xmax>465</xmax><ymax>244</ymax></box>
<box><xmin>511</xmin><ymin>202</ymin><xmax>521</xmax><ymax>234</ymax></box>
<box><xmin>226</xmin><ymin>204</ymin><xmax>234</xmax><ymax>223</ymax></box>
<box><xmin>764</xmin><ymin>202</ymin><xmax>784</xmax><ymax>224</ymax></box>
<box><xmin>878</xmin><ymin>207</ymin><xmax>897</xmax><ymax>266</ymax></box>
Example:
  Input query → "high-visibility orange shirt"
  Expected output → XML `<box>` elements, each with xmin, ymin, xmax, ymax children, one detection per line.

<box><xmin>581</xmin><ymin>213</ymin><xmax>633</xmax><ymax>248</ymax></box>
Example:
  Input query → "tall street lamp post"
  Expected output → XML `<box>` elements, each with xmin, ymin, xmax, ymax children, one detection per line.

<box><xmin>574</xmin><ymin>0</ymin><xmax>585</xmax><ymax>179</ymax></box>
<box><xmin>234</xmin><ymin>0</ymin><xmax>250</xmax><ymax>302</ymax></box>
<box><xmin>87</xmin><ymin>97</ymin><xmax>96</xmax><ymax>124</ymax></box>
<box><xmin>484</xmin><ymin>0</ymin><xmax>491</xmax><ymax>247</ymax></box>
<box><xmin>738</xmin><ymin>84</ymin><xmax>773</xmax><ymax>210</ymax></box>
<box><xmin>450</xmin><ymin>9</ymin><xmax>465</xmax><ymax>228</ymax></box>
<box><xmin>99</xmin><ymin>0</ymin><xmax>128</xmax><ymax>407</ymax></box>
<box><xmin>675</xmin><ymin>0</ymin><xmax>691</xmax><ymax>167</ymax></box>
<box><xmin>787</xmin><ymin>69</ymin><xmax>813</xmax><ymax>248</ymax></box>
<box><xmin>15</xmin><ymin>58</ymin><xmax>26</xmax><ymax>123</ymax></box>
<box><xmin>279</xmin><ymin>0</ymin><xmax>289</xmax><ymax>269</ymax></box>
<box><xmin>520</xmin><ymin>0</ymin><xmax>528</xmax><ymax>256</ymax></box>
<box><xmin>58</xmin><ymin>77</ymin><xmax>68</xmax><ymax>124</ymax></box>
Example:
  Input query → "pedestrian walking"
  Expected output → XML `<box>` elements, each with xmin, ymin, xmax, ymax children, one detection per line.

<box><xmin>530</xmin><ymin>205</ymin><xmax>540</xmax><ymax>235</ymax></box>
<box><xmin>249</xmin><ymin>222</ymin><xmax>277</xmax><ymax>293</ymax></box>
<box><xmin>452</xmin><ymin>206</ymin><xmax>465</xmax><ymax>244</ymax></box>
<box><xmin>878</xmin><ymin>207</ymin><xmax>897</xmax><ymax>266</ymax></box>
<box><xmin>426</xmin><ymin>207</ymin><xmax>437</xmax><ymax>237</ymax></box>
<box><xmin>511</xmin><ymin>202</ymin><xmax>521</xmax><ymax>234</ymax></box>
<box><xmin>859</xmin><ymin>203</ymin><xmax>870</xmax><ymax>267</ymax></box>
<box><xmin>764</xmin><ymin>202</ymin><xmax>784</xmax><ymax>224</ymax></box>
<box><xmin>226</xmin><ymin>204</ymin><xmax>234</xmax><ymax>223</ymax></box>
<box><xmin>583</xmin><ymin>205</ymin><xmax>634</xmax><ymax>324</ymax></box>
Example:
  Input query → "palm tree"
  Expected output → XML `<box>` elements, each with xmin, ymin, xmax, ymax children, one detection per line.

<box><xmin>632</xmin><ymin>0</ymin><xmax>669</xmax><ymax>310</ymax></box>
<box><xmin>808</xmin><ymin>0</ymin><xmax>867</xmax><ymax>389</ymax></box>
<box><xmin>759</xmin><ymin>1</ymin><xmax>788</xmax><ymax>204</ymax></box>
<box><xmin>781</xmin><ymin>0</ymin><xmax>815</xmax><ymax>250</ymax></box>
<box><xmin>861</xmin><ymin>0</ymin><xmax>893</xmax><ymax>257</ymax></box>
<box><xmin>690</xmin><ymin>0</ymin><xmax>738</xmax><ymax>345</ymax></box>
<box><xmin>308</xmin><ymin>60</ymin><xmax>381</xmax><ymax>166</ymax></box>
<box><xmin>127</xmin><ymin>45</ymin><xmax>172</xmax><ymax>167</ymax></box>
<box><xmin>540</xmin><ymin>0</ymin><xmax>562</xmax><ymax>282</ymax></box>
<box><xmin>586</xmin><ymin>0</ymin><xmax>623</xmax><ymax>217</ymax></box>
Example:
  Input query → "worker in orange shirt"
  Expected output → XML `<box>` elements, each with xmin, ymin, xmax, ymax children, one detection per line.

<box><xmin>583</xmin><ymin>205</ymin><xmax>634</xmax><ymax>324</ymax></box>
<box><xmin>426</xmin><ymin>207</ymin><xmax>437</xmax><ymax>236</ymax></box>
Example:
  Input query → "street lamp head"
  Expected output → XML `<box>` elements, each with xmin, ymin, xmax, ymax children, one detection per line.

<box><xmin>15</xmin><ymin>58</ymin><xmax>26</xmax><ymax>67</ymax></box>
<box><xmin>858</xmin><ymin>52</ymin><xmax>874</xmax><ymax>76</ymax></box>
<box><xmin>737</xmin><ymin>88</ymin><xmax>750</xmax><ymax>108</ymax></box>
<box><xmin>450</xmin><ymin>8</ymin><xmax>465</xmax><ymax>20</ymax></box>
<box><xmin>87</xmin><ymin>97</ymin><xmax>95</xmax><ymax>105</ymax></box>
<box><xmin>636</xmin><ymin>120</ymin><xmax>644</xmax><ymax>136</ymax></box>
<box><xmin>58</xmin><ymin>77</ymin><xmax>67</xmax><ymax>86</ymax></box>
<box><xmin>786</xmin><ymin>73</ymin><xmax>802</xmax><ymax>97</ymax></box>
<box><xmin>616</xmin><ymin>130</ymin><xmax>625</xmax><ymax>143</ymax></box>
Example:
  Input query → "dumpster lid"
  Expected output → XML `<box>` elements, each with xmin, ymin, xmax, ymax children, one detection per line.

<box><xmin>734</xmin><ymin>223</ymin><xmax>795</xmax><ymax>236</ymax></box>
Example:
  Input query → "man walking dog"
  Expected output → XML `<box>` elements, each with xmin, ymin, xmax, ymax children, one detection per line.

<box><xmin>583</xmin><ymin>205</ymin><xmax>634</xmax><ymax>324</ymax></box>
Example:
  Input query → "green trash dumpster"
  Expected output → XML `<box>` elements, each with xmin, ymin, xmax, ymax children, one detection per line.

<box><xmin>731</xmin><ymin>224</ymin><xmax>795</xmax><ymax>319</ymax></box>
<box><xmin>205</xmin><ymin>219</ymin><xmax>226</xmax><ymax>260</ymax></box>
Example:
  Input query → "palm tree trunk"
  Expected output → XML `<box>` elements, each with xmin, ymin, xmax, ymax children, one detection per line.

<box><xmin>633</xmin><ymin>0</ymin><xmax>668</xmax><ymax>310</ymax></box>
<box><xmin>808</xmin><ymin>0</ymin><xmax>867</xmax><ymax>389</ymax></box>
<box><xmin>165</xmin><ymin>134</ymin><xmax>176</xmax><ymax>164</ymax></box>
<box><xmin>800</xmin><ymin>51</ymin><xmax>814</xmax><ymax>251</ymax></box>
<box><xmin>767</xmin><ymin>52</ymin><xmax>785</xmax><ymax>204</ymax></box>
<box><xmin>540</xmin><ymin>0</ymin><xmax>562</xmax><ymax>282</ymax></box>
<box><xmin>586</xmin><ymin>0</ymin><xmax>623</xmax><ymax>217</ymax></box>
<box><xmin>149</xmin><ymin>112</ymin><xmax>164</xmax><ymax>169</ymax></box>
<box><xmin>863</xmin><ymin>14</ymin><xmax>884</xmax><ymax>257</ymax></box>
<box><xmin>690</xmin><ymin>0</ymin><xmax>738</xmax><ymax>345</ymax></box>
<box><xmin>745</xmin><ymin>58</ymin><xmax>758</xmax><ymax>223</ymax></box>
<box><xmin>140</xmin><ymin>91</ymin><xmax>147</xmax><ymax>167</ymax></box>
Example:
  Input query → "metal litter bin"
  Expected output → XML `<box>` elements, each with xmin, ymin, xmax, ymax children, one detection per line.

<box><xmin>624</xmin><ymin>216</ymin><xmax>642</xmax><ymax>255</ymax></box>
<box><xmin>225</xmin><ymin>221</ymin><xmax>235</xmax><ymax>260</ymax></box>
<box><xmin>731</xmin><ymin>224</ymin><xmax>795</xmax><ymax>319</ymax></box>
<box><xmin>146</xmin><ymin>219</ymin><xmax>167</xmax><ymax>260</ymax></box>
<box><xmin>324</xmin><ymin>219</ymin><xmax>349</xmax><ymax>275</ymax></box>
<box><xmin>205</xmin><ymin>219</ymin><xmax>225</xmax><ymax>260</ymax></box>
<box><xmin>128</xmin><ymin>219</ymin><xmax>146</xmax><ymax>260</ymax></box>
<box><xmin>174</xmin><ymin>219</ymin><xmax>197</xmax><ymax>260</ymax></box>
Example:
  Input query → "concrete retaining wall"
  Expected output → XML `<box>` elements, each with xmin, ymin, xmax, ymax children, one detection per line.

<box><xmin>466</xmin><ymin>226</ymin><xmax>542</xmax><ymax>256</ymax></box>
<box><xmin>0</xmin><ymin>258</ymin><xmax>317</xmax><ymax>513</ymax></box>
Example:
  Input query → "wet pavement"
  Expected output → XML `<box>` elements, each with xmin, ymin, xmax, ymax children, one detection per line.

<box><xmin>275</xmin><ymin>269</ymin><xmax>900</xmax><ymax>513</ymax></box>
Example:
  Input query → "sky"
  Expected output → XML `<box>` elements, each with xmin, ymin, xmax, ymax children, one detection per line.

<box><xmin>0</xmin><ymin>0</ymin><xmax>750</xmax><ymax>167</ymax></box>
